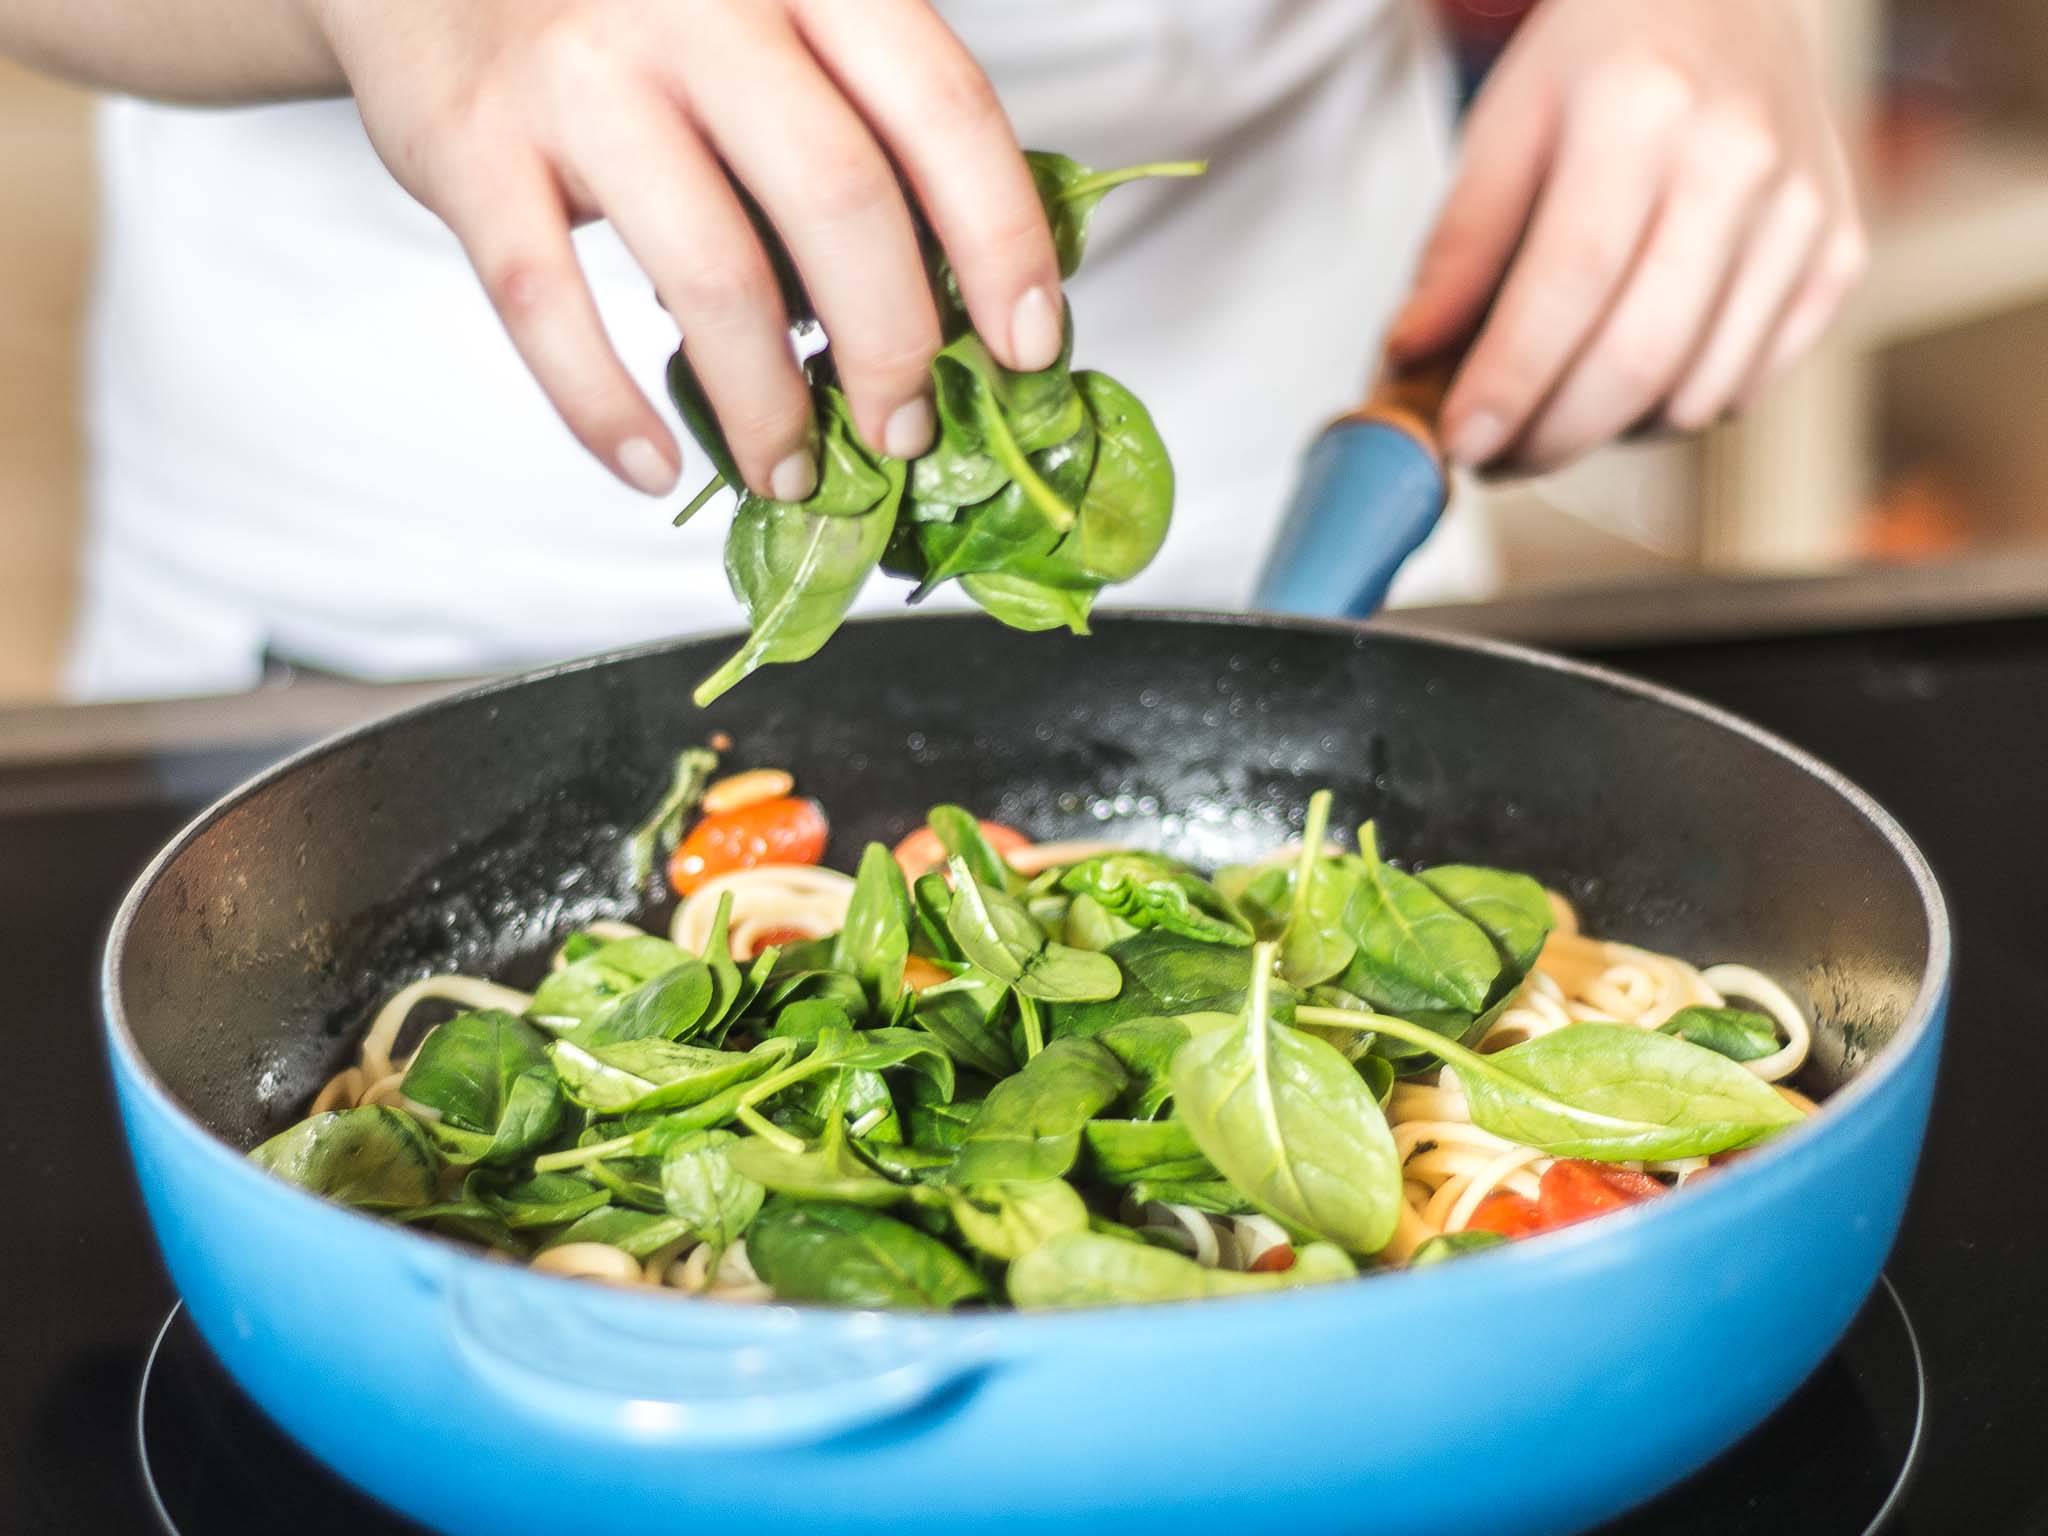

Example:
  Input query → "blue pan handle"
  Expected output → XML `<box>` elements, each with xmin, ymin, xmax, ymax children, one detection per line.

<box><xmin>1252</xmin><ymin>360</ymin><xmax>1456</xmax><ymax>618</ymax></box>
<box><xmin>447</xmin><ymin>1264</ymin><xmax>997</xmax><ymax>1449</ymax></box>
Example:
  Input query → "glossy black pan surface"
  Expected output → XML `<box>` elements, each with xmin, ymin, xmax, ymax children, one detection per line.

<box><xmin>116</xmin><ymin>613</ymin><xmax>1929</xmax><ymax>1146</ymax></box>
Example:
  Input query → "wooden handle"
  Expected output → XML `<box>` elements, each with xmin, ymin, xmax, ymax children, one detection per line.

<box><xmin>1332</xmin><ymin>355</ymin><xmax>1458</xmax><ymax>467</ymax></box>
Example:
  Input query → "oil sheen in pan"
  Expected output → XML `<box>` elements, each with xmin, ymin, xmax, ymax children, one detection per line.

<box><xmin>136</xmin><ymin>1279</ymin><xmax>1927</xmax><ymax>1536</ymax></box>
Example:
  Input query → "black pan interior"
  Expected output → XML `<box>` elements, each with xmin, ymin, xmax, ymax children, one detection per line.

<box><xmin>112</xmin><ymin>614</ymin><xmax>1937</xmax><ymax>1147</ymax></box>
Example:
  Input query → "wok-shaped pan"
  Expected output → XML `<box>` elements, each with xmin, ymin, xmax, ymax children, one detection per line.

<box><xmin>102</xmin><ymin>613</ymin><xmax>1947</xmax><ymax>1536</ymax></box>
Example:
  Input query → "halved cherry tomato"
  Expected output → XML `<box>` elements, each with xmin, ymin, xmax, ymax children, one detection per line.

<box><xmin>1247</xmin><ymin>1244</ymin><xmax>1297</xmax><ymax>1274</ymax></box>
<box><xmin>1537</xmin><ymin>1160</ymin><xmax>1665</xmax><ymax>1229</ymax></box>
<box><xmin>745</xmin><ymin>925</ymin><xmax>815</xmax><ymax>960</ymax></box>
<box><xmin>667</xmin><ymin>796</ymin><xmax>828</xmax><ymax>897</ymax></box>
<box><xmin>890</xmin><ymin>819</ymin><xmax>1030</xmax><ymax>881</ymax></box>
<box><xmin>902</xmin><ymin>954</ymin><xmax>954</xmax><ymax>992</ymax></box>
<box><xmin>1465</xmin><ymin>1191</ymin><xmax>1546</xmax><ymax>1240</ymax></box>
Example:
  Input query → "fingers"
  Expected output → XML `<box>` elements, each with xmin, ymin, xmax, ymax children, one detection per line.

<box><xmin>1516</xmin><ymin>102</ymin><xmax>1781</xmax><ymax>469</ymax></box>
<box><xmin>1741</xmin><ymin>122</ymin><xmax>1867</xmax><ymax>404</ymax></box>
<box><xmin>1662</xmin><ymin>174</ymin><xmax>1826</xmax><ymax>429</ymax></box>
<box><xmin>442</xmin><ymin>151</ymin><xmax>680</xmax><ymax>497</ymax></box>
<box><xmin>794</xmin><ymin>0</ymin><xmax>1063</xmax><ymax>374</ymax></box>
<box><xmin>676</xmin><ymin>4</ymin><xmax>943</xmax><ymax>462</ymax></box>
<box><xmin>557</xmin><ymin>85</ymin><xmax>818</xmax><ymax>500</ymax></box>
<box><xmin>1385</xmin><ymin>58</ymin><xmax>1561</xmax><ymax>366</ymax></box>
<box><xmin>1440</xmin><ymin>55</ymin><xmax>1695</xmax><ymax>467</ymax></box>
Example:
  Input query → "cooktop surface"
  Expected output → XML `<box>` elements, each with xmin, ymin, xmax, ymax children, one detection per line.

<box><xmin>6</xmin><ymin>614</ymin><xmax>2041</xmax><ymax>1534</ymax></box>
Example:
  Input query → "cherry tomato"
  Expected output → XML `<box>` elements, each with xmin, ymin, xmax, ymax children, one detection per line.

<box><xmin>890</xmin><ymin>819</ymin><xmax>1030</xmax><ymax>881</ymax></box>
<box><xmin>745</xmin><ymin>925</ymin><xmax>815</xmax><ymax>960</ymax></box>
<box><xmin>1465</xmin><ymin>1191</ymin><xmax>1546</xmax><ymax>1240</ymax></box>
<box><xmin>902</xmin><ymin>954</ymin><xmax>954</xmax><ymax>993</ymax></box>
<box><xmin>1537</xmin><ymin>1160</ymin><xmax>1666</xmax><ymax>1229</ymax></box>
<box><xmin>1247</xmin><ymin>1244</ymin><xmax>1297</xmax><ymax>1274</ymax></box>
<box><xmin>667</xmin><ymin>796</ymin><xmax>828</xmax><ymax>897</ymax></box>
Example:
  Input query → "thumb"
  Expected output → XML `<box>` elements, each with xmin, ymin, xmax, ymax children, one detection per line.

<box><xmin>1386</xmin><ymin>64</ymin><xmax>1561</xmax><ymax>365</ymax></box>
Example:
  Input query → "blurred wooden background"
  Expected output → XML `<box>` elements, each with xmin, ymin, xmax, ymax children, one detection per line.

<box><xmin>0</xmin><ymin>55</ymin><xmax>90</xmax><ymax>703</ymax></box>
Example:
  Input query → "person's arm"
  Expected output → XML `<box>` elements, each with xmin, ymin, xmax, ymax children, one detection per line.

<box><xmin>1390</xmin><ymin>0</ymin><xmax>1866</xmax><ymax>471</ymax></box>
<box><xmin>0</xmin><ymin>0</ymin><xmax>1064</xmax><ymax>501</ymax></box>
<box><xmin>0</xmin><ymin>0</ymin><xmax>341</xmax><ymax>102</ymax></box>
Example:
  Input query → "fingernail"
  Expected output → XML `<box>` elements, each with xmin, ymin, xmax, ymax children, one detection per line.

<box><xmin>1010</xmin><ymin>285</ymin><xmax>1064</xmax><ymax>372</ymax></box>
<box><xmin>1446</xmin><ymin>409</ymin><xmax>1506</xmax><ymax>467</ymax></box>
<box><xmin>884</xmin><ymin>396</ymin><xmax>935</xmax><ymax>460</ymax></box>
<box><xmin>770</xmin><ymin>449</ymin><xmax>817</xmax><ymax>503</ymax></box>
<box><xmin>616</xmin><ymin>436</ymin><xmax>676</xmax><ymax>496</ymax></box>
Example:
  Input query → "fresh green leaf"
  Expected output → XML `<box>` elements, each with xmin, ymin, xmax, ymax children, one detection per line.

<box><xmin>249</xmin><ymin>1107</ymin><xmax>437</xmax><ymax>1210</ymax></box>
<box><xmin>747</xmin><ymin>1199</ymin><xmax>988</xmax><ymax>1310</ymax></box>
<box><xmin>1024</xmin><ymin>152</ymin><xmax>1208</xmax><ymax>278</ymax></box>
<box><xmin>543</xmin><ymin>1206</ymin><xmax>695</xmax><ymax>1259</ymax></box>
<box><xmin>908</xmin><ymin>970</ymin><xmax>1016</xmax><ymax>1079</ymax></box>
<box><xmin>1341</xmin><ymin>823</ymin><xmax>1502</xmax><ymax>1015</ymax></box>
<box><xmin>1171</xmin><ymin>944</ymin><xmax>1402</xmax><ymax>1254</ymax></box>
<box><xmin>832</xmin><ymin>843</ymin><xmax>913</xmax><ymax>1018</ymax></box>
<box><xmin>474</xmin><ymin>1169</ymin><xmax>612</xmax><ymax>1230</ymax></box>
<box><xmin>1312</xmin><ymin>1010</ymin><xmax>1805</xmax><ymax>1160</ymax></box>
<box><xmin>548</xmin><ymin>1036</ymin><xmax>776</xmax><ymax>1115</ymax></box>
<box><xmin>1081</xmin><ymin>1118</ymin><xmax>1217</xmax><ymax>1184</ymax></box>
<box><xmin>527</xmin><ymin>936</ymin><xmax>688</xmax><ymax>1033</ymax></box>
<box><xmin>1276</xmin><ymin>792</ymin><xmax>1360</xmax><ymax>988</ymax></box>
<box><xmin>1057</xmin><ymin>851</ymin><xmax>1250</xmax><ymax>947</ymax></box>
<box><xmin>1092</xmin><ymin>1014</ymin><xmax>1195</xmax><ymax>1119</ymax></box>
<box><xmin>1007</xmin><ymin>1230</ymin><xmax>1352</xmax><ymax>1308</ymax></box>
<box><xmin>946</xmin><ymin>1179</ymin><xmax>1089</xmax><ymax>1260</ymax></box>
<box><xmin>568</xmin><ymin>961</ymin><xmax>717</xmax><ymax>1048</ymax></box>
<box><xmin>945</xmin><ymin>859</ymin><xmax>1122</xmax><ymax>1002</ymax></box>
<box><xmin>727</xmin><ymin>1135</ymin><xmax>911</xmax><ymax>1207</ymax></box>
<box><xmin>1419</xmin><ymin>863</ymin><xmax>1554</xmax><ymax>991</ymax></box>
<box><xmin>950</xmin><ymin>1036</ymin><xmax>1129</xmax><ymax>1185</ymax></box>
<box><xmin>1658</xmin><ymin>1006</ymin><xmax>1782</xmax><ymax>1063</ymax></box>
<box><xmin>623</xmin><ymin>747</ymin><xmax>718</xmax><ymax>890</ymax></box>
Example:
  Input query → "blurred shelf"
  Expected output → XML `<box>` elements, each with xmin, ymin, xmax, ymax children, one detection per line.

<box><xmin>1854</xmin><ymin>128</ymin><xmax>2048</xmax><ymax>347</ymax></box>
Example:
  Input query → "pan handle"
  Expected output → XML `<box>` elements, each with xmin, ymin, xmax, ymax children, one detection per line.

<box><xmin>446</xmin><ymin>1264</ymin><xmax>998</xmax><ymax>1449</ymax></box>
<box><xmin>1251</xmin><ymin>357</ymin><xmax>1457</xmax><ymax>619</ymax></box>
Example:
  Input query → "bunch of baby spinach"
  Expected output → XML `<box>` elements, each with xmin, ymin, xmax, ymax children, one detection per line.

<box><xmin>669</xmin><ymin>152</ymin><xmax>1204</xmax><ymax>706</ymax></box>
<box><xmin>252</xmin><ymin>791</ymin><xmax>1805</xmax><ymax>1309</ymax></box>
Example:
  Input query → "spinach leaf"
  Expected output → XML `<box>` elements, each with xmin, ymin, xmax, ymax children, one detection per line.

<box><xmin>1170</xmin><ymin>944</ymin><xmax>1402</xmax><ymax>1254</ymax></box>
<box><xmin>249</xmin><ymin>1106</ymin><xmax>437</xmax><ymax>1210</ymax></box>
<box><xmin>1063</xmin><ymin>892</ymin><xmax>1140</xmax><ymax>951</ymax></box>
<box><xmin>1050</xmin><ymin>931</ymin><xmax>1270</xmax><ymax>1038</ymax></box>
<box><xmin>832</xmin><ymin>843</ymin><xmax>913</xmax><ymax>1018</ymax></box>
<box><xmin>1419</xmin><ymin>863</ymin><xmax>1554</xmax><ymax>992</ymax></box>
<box><xmin>543</xmin><ymin>1206</ymin><xmax>696</xmax><ymax>1259</ymax></box>
<box><xmin>945</xmin><ymin>858</ymin><xmax>1122</xmax><ymax>1003</ymax></box>
<box><xmin>946</xmin><ymin>1179</ymin><xmax>1089</xmax><ymax>1261</ymax></box>
<box><xmin>1409</xmin><ymin>1230</ymin><xmax>1509</xmax><ymax>1267</ymax></box>
<box><xmin>623</xmin><ymin>747</ymin><xmax>718</xmax><ymax>890</ymax></box>
<box><xmin>1057</xmin><ymin>852</ymin><xmax>1250</xmax><ymax>947</ymax></box>
<box><xmin>1341</xmin><ymin>824</ymin><xmax>1501</xmax><ymax>1016</ymax></box>
<box><xmin>1317</xmin><ymin>1010</ymin><xmax>1805</xmax><ymax>1160</ymax></box>
<box><xmin>959</xmin><ymin>570</ymin><xmax>1097</xmax><ymax>635</ymax></box>
<box><xmin>692</xmin><ymin>390</ymin><xmax>903</xmax><ymax>706</ymax></box>
<box><xmin>1041</xmin><ymin>370</ymin><xmax>1172</xmax><ymax>585</ymax></box>
<box><xmin>527</xmin><ymin>936</ymin><xmax>687</xmax><ymax>1033</ymax></box>
<box><xmin>928</xmin><ymin>805</ymin><xmax>1018</xmax><ymax>892</ymax></box>
<box><xmin>568</xmin><ymin>960</ymin><xmax>716</xmax><ymax>1048</ymax></box>
<box><xmin>1081</xmin><ymin>1118</ymin><xmax>1217</xmax><ymax>1185</ymax></box>
<box><xmin>1658</xmin><ymin>1005</ymin><xmax>1782</xmax><ymax>1063</ymax></box>
<box><xmin>726</xmin><ymin>1136</ymin><xmax>911</xmax><ymax>1208</ymax></box>
<box><xmin>1276</xmin><ymin>791</ymin><xmax>1360</xmax><ymax>988</ymax></box>
<box><xmin>548</xmin><ymin>1037</ymin><xmax>776</xmax><ymax>1115</ymax></box>
<box><xmin>401</xmin><ymin>1009</ymin><xmax>565</xmax><ymax>1166</ymax></box>
<box><xmin>747</xmin><ymin>1199</ymin><xmax>987</xmax><ymax>1310</ymax></box>
<box><xmin>1124</xmin><ymin>1178</ymin><xmax>1253</xmax><ymax>1215</ymax></box>
<box><xmin>1092</xmin><ymin>1015</ymin><xmax>1195</xmax><ymax>1119</ymax></box>
<box><xmin>473</xmin><ymin>1169</ymin><xmax>611</xmax><ymax>1230</ymax></box>
<box><xmin>950</xmin><ymin>1036</ymin><xmax>1129</xmax><ymax>1185</ymax></box>
<box><xmin>907</xmin><ymin>970</ymin><xmax>1016</xmax><ymax>1080</ymax></box>
<box><xmin>1024</xmin><ymin>152</ymin><xmax>1208</xmax><ymax>277</ymax></box>
<box><xmin>1007</xmin><ymin>1230</ymin><xmax>1353</xmax><ymax>1309</ymax></box>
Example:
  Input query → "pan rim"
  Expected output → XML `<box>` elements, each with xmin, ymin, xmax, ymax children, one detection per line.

<box><xmin>99</xmin><ymin>606</ymin><xmax>1952</xmax><ymax>1321</ymax></box>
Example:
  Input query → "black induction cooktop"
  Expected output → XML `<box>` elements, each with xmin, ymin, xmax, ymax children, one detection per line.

<box><xmin>6</xmin><ymin>613</ymin><xmax>2044</xmax><ymax>1535</ymax></box>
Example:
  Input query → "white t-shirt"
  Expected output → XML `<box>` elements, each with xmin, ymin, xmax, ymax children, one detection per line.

<box><xmin>69</xmin><ymin>0</ymin><xmax>1486</xmax><ymax>701</ymax></box>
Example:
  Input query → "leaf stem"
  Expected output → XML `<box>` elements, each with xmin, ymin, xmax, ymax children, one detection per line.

<box><xmin>673</xmin><ymin>473</ymin><xmax>727</xmax><ymax>528</ymax></box>
<box><xmin>1063</xmin><ymin>161</ymin><xmax>1209</xmax><ymax>201</ymax></box>
<box><xmin>533</xmin><ymin>1133</ymin><xmax>633</xmax><ymax>1175</ymax></box>
<box><xmin>1290</xmin><ymin>791</ymin><xmax>1331</xmax><ymax>928</ymax></box>
<box><xmin>1019</xmin><ymin>994</ymin><xmax>1045</xmax><ymax>1061</ymax></box>
<box><xmin>738</xmin><ymin>1103</ymin><xmax>806</xmax><ymax>1154</ymax></box>
<box><xmin>1297</xmin><ymin>1005</ymin><xmax>1468</xmax><ymax>1068</ymax></box>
